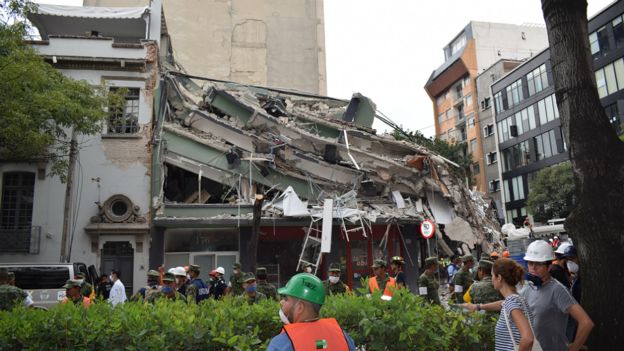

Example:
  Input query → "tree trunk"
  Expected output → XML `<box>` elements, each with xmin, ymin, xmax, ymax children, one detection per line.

<box><xmin>541</xmin><ymin>0</ymin><xmax>624</xmax><ymax>347</ymax></box>
<box><xmin>60</xmin><ymin>132</ymin><xmax>78</xmax><ymax>263</ymax></box>
<box><xmin>246</xmin><ymin>194</ymin><xmax>264</xmax><ymax>273</ymax></box>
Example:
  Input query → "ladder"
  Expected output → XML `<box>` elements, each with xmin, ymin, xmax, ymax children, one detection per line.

<box><xmin>296</xmin><ymin>215</ymin><xmax>323</xmax><ymax>275</ymax></box>
<box><xmin>335</xmin><ymin>190</ymin><xmax>368</xmax><ymax>242</ymax></box>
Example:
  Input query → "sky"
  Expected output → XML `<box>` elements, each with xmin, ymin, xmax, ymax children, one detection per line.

<box><xmin>35</xmin><ymin>0</ymin><xmax>614</xmax><ymax>136</ymax></box>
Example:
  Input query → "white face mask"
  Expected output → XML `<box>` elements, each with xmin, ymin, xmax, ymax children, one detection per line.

<box><xmin>328</xmin><ymin>276</ymin><xmax>340</xmax><ymax>284</ymax></box>
<box><xmin>279</xmin><ymin>308</ymin><xmax>291</xmax><ymax>325</ymax></box>
<box><xmin>109</xmin><ymin>275</ymin><xmax>114</xmax><ymax>282</ymax></box>
<box><xmin>567</xmin><ymin>261</ymin><xmax>579</xmax><ymax>273</ymax></box>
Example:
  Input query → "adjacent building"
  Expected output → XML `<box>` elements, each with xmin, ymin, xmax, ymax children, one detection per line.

<box><xmin>84</xmin><ymin>0</ymin><xmax>327</xmax><ymax>95</ymax></box>
<box><xmin>475</xmin><ymin>59</ymin><xmax>524</xmax><ymax>221</ymax></box>
<box><xmin>425</xmin><ymin>21</ymin><xmax>548</xmax><ymax>192</ymax></box>
<box><xmin>491</xmin><ymin>0</ymin><xmax>624</xmax><ymax>225</ymax></box>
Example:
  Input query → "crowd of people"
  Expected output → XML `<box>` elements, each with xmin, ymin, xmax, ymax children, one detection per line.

<box><xmin>0</xmin><ymin>239</ymin><xmax>592</xmax><ymax>350</ymax></box>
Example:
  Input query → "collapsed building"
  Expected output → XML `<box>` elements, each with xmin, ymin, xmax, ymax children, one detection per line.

<box><xmin>148</xmin><ymin>67</ymin><xmax>502</xmax><ymax>289</ymax></box>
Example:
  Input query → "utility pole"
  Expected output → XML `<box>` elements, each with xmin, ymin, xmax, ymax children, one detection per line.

<box><xmin>60</xmin><ymin>131</ymin><xmax>78</xmax><ymax>263</ymax></box>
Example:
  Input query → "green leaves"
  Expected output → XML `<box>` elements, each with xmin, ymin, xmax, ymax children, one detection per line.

<box><xmin>0</xmin><ymin>293</ymin><xmax>495</xmax><ymax>350</ymax></box>
<box><xmin>526</xmin><ymin>161</ymin><xmax>575</xmax><ymax>222</ymax></box>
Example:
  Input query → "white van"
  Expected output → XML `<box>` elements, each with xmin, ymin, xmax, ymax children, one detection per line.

<box><xmin>0</xmin><ymin>263</ymin><xmax>98</xmax><ymax>309</ymax></box>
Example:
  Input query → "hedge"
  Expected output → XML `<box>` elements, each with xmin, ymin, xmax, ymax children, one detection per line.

<box><xmin>0</xmin><ymin>290</ymin><xmax>496</xmax><ymax>350</ymax></box>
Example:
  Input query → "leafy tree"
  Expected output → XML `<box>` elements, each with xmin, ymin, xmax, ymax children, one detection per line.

<box><xmin>0</xmin><ymin>0</ymin><xmax>120</xmax><ymax>181</ymax></box>
<box><xmin>391</xmin><ymin>128</ymin><xmax>473</xmax><ymax>181</ymax></box>
<box><xmin>541</xmin><ymin>0</ymin><xmax>624</xmax><ymax>348</ymax></box>
<box><xmin>526</xmin><ymin>162</ymin><xmax>575</xmax><ymax>223</ymax></box>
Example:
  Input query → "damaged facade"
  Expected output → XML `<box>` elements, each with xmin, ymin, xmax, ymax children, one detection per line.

<box><xmin>150</xmin><ymin>69</ymin><xmax>503</xmax><ymax>289</ymax></box>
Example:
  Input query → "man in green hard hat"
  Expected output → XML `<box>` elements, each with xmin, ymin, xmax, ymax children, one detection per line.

<box><xmin>266</xmin><ymin>273</ymin><xmax>356</xmax><ymax>351</ymax></box>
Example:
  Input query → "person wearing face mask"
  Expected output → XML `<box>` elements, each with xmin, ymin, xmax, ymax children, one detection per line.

<box><xmin>323</xmin><ymin>263</ymin><xmax>349</xmax><ymax>295</ymax></box>
<box><xmin>241</xmin><ymin>273</ymin><xmax>266</xmax><ymax>304</ymax></box>
<box><xmin>256</xmin><ymin>267</ymin><xmax>278</xmax><ymax>300</ymax></box>
<box><xmin>550</xmin><ymin>242</ymin><xmax>572</xmax><ymax>288</ymax></box>
<box><xmin>520</xmin><ymin>240</ymin><xmax>592</xmax><ymax>351</ymax></box>
<box><xmin>172</xmin><ymin>267</ymin><xmax>189</xmax><ymax>298</ymax></box>
<box><xmin>74</xmin><ymin>272</ymin><xmax>94</xmax><ymax>300</ymax></box>
<box><xmin>418</xmin><ymin>257</ymin><xmax>441</xmax><ymax>304</ymax></box>
<box><xmin>562</xmin><ymin>245</ymin><xmax>582</xmax><ymax>342</ymax></box>
<box><xmin>209</xmin><ymin>267</ymin><xmax>227</xmax><ymax>300</ymax></box>
<box><xmin>107</xmin><ymin>269</ymin><xmax>127</xmax><ymax>306</ymax></box>
<box><xmin>266</xmin><ymin>273</ymin><xmax>356</xmax><ymax>351</ymax></box>
<box><xmin>301</xmin><ymin>263</ymin><xmax>313</xmax><ymax>274</ymax></box>
<box><xmin>226</xmin><ymin>263</ymin><xmax>245</xmax><ymax>296</ymax></box>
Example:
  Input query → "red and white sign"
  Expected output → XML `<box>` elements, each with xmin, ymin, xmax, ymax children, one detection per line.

<box><xmin>420</xmin><ymin>219</ymin><xmax>435</xmax><ymax>239</ymax></box>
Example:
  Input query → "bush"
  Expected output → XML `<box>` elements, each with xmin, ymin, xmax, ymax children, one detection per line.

<box><xmin>0</xmin><ymin>292</ymin><xmax>495</xmax><ymax>350</ymax></box>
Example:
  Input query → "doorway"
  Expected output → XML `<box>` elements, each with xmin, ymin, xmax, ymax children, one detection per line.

<box><xmin>101</xmin><ymin>241</ymin><xmax>134</xmax><ymax>297</ymax></box>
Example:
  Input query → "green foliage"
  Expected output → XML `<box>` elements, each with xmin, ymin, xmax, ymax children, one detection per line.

<box><xmin>526</xmin><ymin>161</ymin><xmax>576</xmax><ymax>223</ymax></box>
<box><xmin>391</xmin><ymin>129</ymin><xmax>473</xmax><ymax>181</ymax></box>
<box><xmin>0</xmin><ymin>0</ymin><xmax>116</xmax><ymax>180</ymax></box>
<box><xmin>0</xmin><ymin>293</ymin><xmax>496</xmax><ymax>350</ymax></box>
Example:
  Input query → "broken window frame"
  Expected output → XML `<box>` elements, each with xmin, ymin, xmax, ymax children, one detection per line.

<box><xmin>107</xmin><ymin>87</ymin><xmax>140</xmax><ymax>135</ymax></box>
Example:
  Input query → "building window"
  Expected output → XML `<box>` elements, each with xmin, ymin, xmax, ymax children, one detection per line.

<box><xmin>483</xmin><ymin>124</ymin><xmax>494</xmax><ymax>137</ymax></box>
<box><xmin>595</xmin><ymin>59</ymin><xmax>624</xmax><ymax>99</ymax></box>
<box><xmin>487</xmin><ymin>152</ymin><xmax>498</xmax><ymax>165</ymax></box>
<box><xmin>481</xmin><ymin>97</ymin><xmax>491</xmax><ymax>110</ymax></box>
<box><xmin>457</xmin><ymin>104</ymin><xmax>465</xmax><ymax>121</ymax></box>
<box><xmin>1</xmin><ymin>172</ymin><xmax>35</xmax><ymax>230</ymax></box>
<box><xmin>494</xmin><ymin>92</ymin><xmax>504</xmax><ymax>114</ymax></box>
<box><xmin>537</xmin><ymin>94</ymin><xmax>559</xmax><ymax>125</ymax></box>
<box><xmin>454</xmin><ymin>83</ymin><xmax>463</xmax><ymax>101</ymax></box>
<box><xmin>451</xmin><ymin>33</ymin><xmax>467</xmax><ymax>57</ymax></box>
<box><xmin>511</xmin><ymin>175</ymin><xmax>525</xmax><ymax>201</ymax></box>
<box><xmin>438</xmin><ymin>112</ymin><xmax>446</xmax><ymax>124</ymax></box>
<box><xmin>614</xmin><ymin>15</ymin><xmax>624</xmax><ymax>49</ymax></box>
<box><xmin>489</xmin><ymin>179</ymin><xmax>500</xmax><ymax>193</ymax></box>
<box><xmin>472</xmin><ymin>162</ymin><xmax>480</xmax><ymax>175</ymax></box>
<box><xmin>526</xmin><ymin>64</ymin><xmax>549</xmax><ymax>96</ymax></box>
<box><xmin>468</xmin><ymin>117</ymin><xmax>475</xmax><ymax>128</ymax></box>
<box><xmin>506</xmin><ymin>78</ymin><xmax>524</xmax><ymax>108</ymax></box>
<box><xmin>436</xmin><ymin>94</ymin><xmax>446</xmax><ymax>107</ymax></box>
<box><xmin>533</xmin><ymin>129</ymin><xmax>559</xmax><ymax>161</ymax></box>
<box><xmin>605</xmin><ymin>103</ymin><xmax>622</xmax><ymax>135</ymax></box>
<box><xmin>108</xmin><ymin>87</ymin><xmax>140</xmax><ymax>134</ymax></box>
<box><xmin>469</xmin><ymin>138</ymin><xmax>477</xmax><ymax>154</ymax></box>
<box><xmin>465</xmin><ymin>94</ymin><xmax>473</xmax><ymax>107</ymax></box>
<box><xmin>502</xmin><ymin>140</ymin><xmax>531</xmax><ymax>172</ymax></box>
<box><xmin>589</xmin><ymin>26</ymin><xmax>610</xmax><ymax>60</ymax></box>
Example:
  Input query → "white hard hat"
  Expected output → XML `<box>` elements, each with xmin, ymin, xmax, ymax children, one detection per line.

<box><xmin>173</xmin><ymin>267</ymin><xmax>187</xmax><ymax>276</ymax></box>
<box><xmin>554</xmin><ymin>242</ymin><xmax>572</xmax><ymax>255</ymax></box>
<box><xmin>216</xmin><ymin>267</ymin><xmax>225</xmax><ymax>275</ymax></box>
<box><xmin>524</xmin><ymin>240</ymin><xmax>555</xmax><ymax>262</ymax></box>
<box><xmin>167</xmin><ymin>268</ymin><xmax>175</xmax><ymax>273</ymax></box>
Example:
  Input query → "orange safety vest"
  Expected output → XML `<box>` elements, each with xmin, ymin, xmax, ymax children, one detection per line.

<box><xmin>282</xmin><ymin>318</ymin><xmax>350</xmax><ymax>351</ymax></box>
<box><xmin>368</xmin><ymin>275</ymin><xmax>396</xmax><ymax>297</ymax></box>
<box><xmin>62</xmin><ymin>296</ymin><xmax>91</xmax><ymax>308</ymax></box>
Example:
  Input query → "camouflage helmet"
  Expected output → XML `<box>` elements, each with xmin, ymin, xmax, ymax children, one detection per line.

<box><xmin>328</xmin><ymin>263</ymin><xmax>341</xmax><ymax>272</ymax></box>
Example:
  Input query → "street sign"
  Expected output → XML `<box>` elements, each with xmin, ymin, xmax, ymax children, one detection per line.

<box><xmin>420</xmin><ymin>220</ymin><xmax>435</xmax><ymax>239</ymax></box>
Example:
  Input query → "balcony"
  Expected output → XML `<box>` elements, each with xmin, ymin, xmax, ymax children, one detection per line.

<box><xmin>0</xmin><ymin>226</ymin><xmax>41</xmax><ymax>254</ymax></box>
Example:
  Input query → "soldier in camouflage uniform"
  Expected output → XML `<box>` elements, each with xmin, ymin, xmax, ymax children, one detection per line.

<box><xmin>0</xmin><ymin>268</ymin><xmax>32</xmax><ymax>310</ymax></box>
<box><xmin>227</xmin><ymin>263</ymin><xmax>244</xmax><ymax>296</ymax></box>
<box><xmin>240</xmin><ymin>273</ymin><xmax>266</xmax><ymax>304</ymax></box>
<box><xmin>130</xmin><ymin>270</ymin><xmax>161</xmax><ymax>302</ymax></box>
<box><xmin>417</xmin><ymin>257</ymin><xmax>441</xmax><ymax>304</ymax></box>
<box><xmin>186</xmin><ymin>265</ymin><xmax>210</xmax><ymax>304</ymax></box>
<box><xmin>75</xmin><ymin>272</ymin><xmax>93</xmax><ymax>298</ymax></box>
<box><xmin>323</xmin><ymin>263</ymin><xmax>349</xmax><ymax>295</ymax></box>
<box><xmin>452</xmin><ymin>254</ymin><xmax>475</xmax><ymax>303</ymax></box>
<box><xmin>469</xmin><ymin>259</ymin><xmax>503</xmax><ymax>306</ymax></box>
<box><xmin>147</xmin><ymin>272</ymin><xmax>186</xmax><ymax>302</ymax></box>
<box><xmin>255</xmin><ymin>267</ymin><xmax>277</xmax><ymax>299</ymax></box>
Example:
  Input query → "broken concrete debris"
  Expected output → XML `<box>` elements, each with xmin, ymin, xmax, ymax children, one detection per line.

<box><xmin>156</xmin><ymin>69</ymin><xmax>502</xmax><ymax>253</ymax></box>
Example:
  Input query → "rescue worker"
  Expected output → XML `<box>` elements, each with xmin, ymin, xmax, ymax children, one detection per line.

<box><xmin>186</xmin><ymin>264</ymin><xmax>210</xmax><ymax>304</ymax></box>
<box><xmin>148</xmin><ymin>272</ymin><xmax>186</xmax><ymax>302</ymax></box>
<box><xmin>550</xmin><ymin>242</ymin><xmax>572</xmax><ymax>288</ymax></box>
<box><xmin>74</xmin><ymin>272</ymin><xmax>93</xmax><ymax>299</ymax></box>
<box><xmin>61</xmin><ymin>279</ymin><xmax>91</xmax><ymax>307</ymax></box>
<box><xmin>266</xmin><ymin>273</ymin><xmax>356</xmax><ymax>351</ymax></box>
<box><xmin>390</xmin><ymin>256</ymin><xmax>407</xmax><ymax>289</ymax></box>
<box><xmin>256</xmin><ymin>267</ymin><xmax>278</xmax><ymax>300</ymax></box>
<box><xmin>323</xmin><ymin>263</ymin><xmax>349</xmax><ymax>295</ymax></box>
<box><xmin>0</xmin><ymin>268</ymin><xmax>33</xmax><ymax>310</ymax></box>
<box><xmin>209</xmin><ymin>267</ymin><xmax>227</xmax><ymax>299</ymax></box>
<box><xmin>368</xmin><ymin>259</ymin><xmax>396</xmax><ymax>300</ymax></box>
<box><xmin>417</xmin><ymin>257</ymin><xmax>440</xmax><ymax>304</ymax></box>
<box><xmin>469</xmin><ymin>259</ymin><xmax>503</xmax><ymax>306</ymax></box>
<box><xmin>130</xmin><ymin>269</ymin><xmax>160</xmax><ymax>302</ymax></box>
<box><xmin>301</xmin><ymin>263</ymin><xmax>313</xmax><ymax>274</ymax></box>
<box><xmin>241</xmin><ymin>273</ymin><xmax>266</xmax><ymax>304</ymax></box>
<box><xmin>489</xmin><ymin>251</ymin><xmax>500</xmax><ymax>261</ymax></box>
<box><xmin>227</xmin><ymin>263</ymin><xmax>244</xmax><ymax>295</ymax></box>
<box><xmin>452</xmin><ymin>254</ymin><xmax>474</xmax><ymax>303</ymax></box>
<box><xmin>173</xmin><ymin>267</ymin><xmax>189</xmax><ymax>297</ymax></box>
<box><xmin>446</xmin><ymin>254</ymin><xmax>461</xmax><ymax>292</ymax></box>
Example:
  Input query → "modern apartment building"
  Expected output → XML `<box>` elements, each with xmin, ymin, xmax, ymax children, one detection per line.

<box><xmin>491</xmin><ymin>0</ymin><xmax>624</xmax><ymax>225</ymax></box>
<box><xmin>425</xmin><ymin>22</ymin><xmax>548</xmax><ymax>192</ymax></box>
<box><xmin>475</xmin><ymin>59</ymin><xmax>524</xmax><ymax>221</ymax></box>
<box><xmin>84</xmin><ymin>0</ymin><xmax>327</xmax><ymax>94</ymax></box>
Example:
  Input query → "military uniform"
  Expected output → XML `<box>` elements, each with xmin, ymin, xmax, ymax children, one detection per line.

<box><xmin>323</xmin><ymin>263</ymin><xmax>349</xmax><ymax>295</ymax></box>
<box><xmin>244</xmin><ymin>291</ymin><xmax>267</xmax><ymax>304</ymax></box>
<box><xmin>130</xmin><ymin>270</ymin><xmax>161</xmax><ymax>302</ymax></box>
<box><xmin>229</xmin><ymin>263</ymin><xmax>244</xmax><ymax>296</ymax></box>
<box><xmin>452</xmin><ymin>254</ymin><xmax>474</xmax><ymax>303</ymax></box>
<box><xmin>147</xmin><ymin>273</ymin><xmax>186</xmax><ymax>303</ymax></box>
<box><xmin>255</xmin><ymin>267</ymin><xmax>278</xmax><ymax>299</ymax></box>
<box><xmin>0</xmin><ymin>284</ymin><xmax>28</xmax><ymax>311</ymax></box>
<box><xmin>417</xmin><ymin>257</ymin><xmax>440</xmax><ymax>304</ymax></box>
<box><xmin>469</xmin><ymin>260</ymin><xmax>502</xmax><ymax>305</ymax></box>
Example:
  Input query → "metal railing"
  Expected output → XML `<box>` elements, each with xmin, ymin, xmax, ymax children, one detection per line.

<box><xmin>0</xmin><ymin>226</ymin><xmax>41</xmax><ymax>254</ymax></box>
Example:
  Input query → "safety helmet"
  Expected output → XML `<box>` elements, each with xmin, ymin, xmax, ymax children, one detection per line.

<box><xmin>562</xmin><ymin>245</ymin><xmax>578</xmax><ymax>258</ymax></box>
<box><xmin>278</xmin><ymin>273</ymin><xmax>325</xmax><ymax>305</ymax></box>
<box><xmin>391</xmin><ymin>256</ymin><xmax>404</xmax><ymax>265</ymax></box>
<box><xmin>173</xmin><ymin>267</ymin><xmax>187</xmax><ymax>277</ymax></box>
<box><xmin>524</xmin><ymin>240</ymin><xmax>555</xmax><ymax>262</ymax></box>
<box><xmin>554</xmin><ymin>242</ymin><xmax>572</xmax><ymax>255</ymax></box>
<box><xmin>215</xmin><ymin>267</ymin><xmax>225</xmax><ymax>275</ymax></box>
<box><xmin>209</xmin><ymin>269</ymin><xmax>218</xmax><ymax>277</ymax></box>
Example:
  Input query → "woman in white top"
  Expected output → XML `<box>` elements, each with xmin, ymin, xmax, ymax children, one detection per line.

<box><xmin>464</xmin><ymin>258</ymin><xmax>535</xmax><ymax>351</ymax></box>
